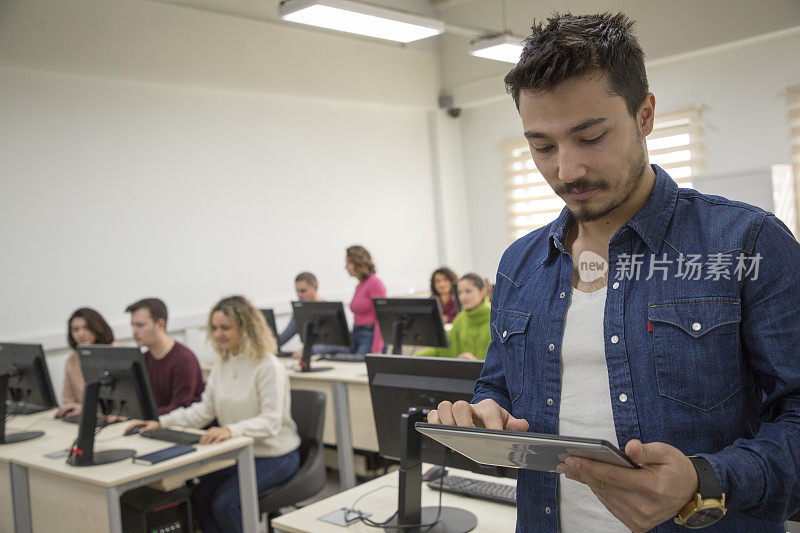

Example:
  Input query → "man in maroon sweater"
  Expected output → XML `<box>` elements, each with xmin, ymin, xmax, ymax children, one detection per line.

<box><xmin>125</xmin><ymin>298</ymin><xmax>204</xmax><ymax>416</ymax></box>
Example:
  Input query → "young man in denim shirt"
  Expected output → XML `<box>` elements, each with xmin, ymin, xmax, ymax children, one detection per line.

<box><xmin>428</xmin><ymin>12</ymin><xmax>800</xmax><ymax>532</ymax></box>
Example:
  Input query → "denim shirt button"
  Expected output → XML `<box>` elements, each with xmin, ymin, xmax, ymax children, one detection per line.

<box><xmin>503</xmin><ymin>330</ymin><xmax>508</xmax><ymax>338</ymax></box>
<box><xmin>612</xmin><ymin>281</ymin><xmax>620</xmax><ymax>289</ymax></box>
<box><xmin>611</xmin><ymin>335</ymin><xmax>619</xmax><ymax>344</ymax></box>
<box><xmin>545</xmin><ymin>507</ymin><xmax>552</xmax><ymax>515</ymax></box>
<box><xmin>548</xmin><ymin>343</ymin><xmax>555</xmax><ymax>351</ymax></box>
<box><xmin>619</xmin><ymin>393</ymin><xmax>628</xmax><ymax>403</ymax></box>
<box><xmin>692</xmin><ymin>322</ymin><xmax>702</xmax><ymax>332</ymax></box>
<box><xmin>546</xmin><ymin>398</ymin><xmax>554</xmax><ymax>406</ymax></box>
<box><xmin>559</xmin><ymin>291</ymin><xmax>566</xmax><ymax>298</ymax></box>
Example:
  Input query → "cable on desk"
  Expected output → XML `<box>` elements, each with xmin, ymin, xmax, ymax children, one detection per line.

<box><xmin>348</xmin><ymin>449</ymin><xmax>450</xmax><ymax>530</ymax></box>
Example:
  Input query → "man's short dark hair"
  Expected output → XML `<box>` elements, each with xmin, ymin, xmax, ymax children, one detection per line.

<box><xmin>125</xmin><ymin>298</ymin><xmax>168</xmax><ymax>325</ymax></box>
<box><xmin>295</xmin><ymin>272</ymin><xmax>318</xmax><ymax>288</ymax></box>
<box><xmin>504</xmin><ymin>12</ymin><xmax>648</xmax><ymax>116</ymax></box>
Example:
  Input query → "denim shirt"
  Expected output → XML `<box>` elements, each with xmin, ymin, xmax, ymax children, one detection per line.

<box><xmin>473</xmin><ymin>165</ymin><xmax>800</xmax><ymax>532</ymax></box>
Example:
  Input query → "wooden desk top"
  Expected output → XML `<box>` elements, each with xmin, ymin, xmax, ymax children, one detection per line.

<box><xmin>283</xmin><ymin>359</ymin><xmax>369</xmax><ymax>385</ymax></box>
<box><xmin>3</xmin><ymin>410</ymin><xmax>253</xmax><ymax>488</ymax></box>
<box><xmin>272</xmin><ymin>464</ymin><xmax>517</xmax><ymax>533</ymax></box>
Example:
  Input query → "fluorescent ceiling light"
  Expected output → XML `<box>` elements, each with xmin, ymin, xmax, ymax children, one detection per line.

<box><xmin>279</xmin><ymin>0</ymin><xmax>445</xmax><ymax>43</ymax></box>
<box><xmin>470</xmin><ymin>33</ymin><xmax>524</xmax><ymax>63</ymax></box>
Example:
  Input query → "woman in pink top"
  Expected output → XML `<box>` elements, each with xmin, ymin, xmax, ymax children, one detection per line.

<box><xmin>346</xmin><ymin>245</ymin><xmax>386</xmax><ymax>354</ymax></box>
<box><xmin>55</xmin><ymin>308</ymin><xmax>115</xmax><ymax>417</ymax></box>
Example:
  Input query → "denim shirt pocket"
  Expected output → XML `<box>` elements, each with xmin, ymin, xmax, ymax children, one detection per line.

<box><xmin>647</xmin><ymin>297</ymin><xmax>742</xmax><ymax>411</ymax></box>
<box><xmin>492</xmin><ymin>309</ymin><xmax>531</xmax><ymax>404</ymax></box>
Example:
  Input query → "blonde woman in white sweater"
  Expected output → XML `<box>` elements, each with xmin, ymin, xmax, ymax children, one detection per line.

<box><xmin>126</xmin><ymin>295</ymin><xmax>300</xmax><ymax>533</ymax></box>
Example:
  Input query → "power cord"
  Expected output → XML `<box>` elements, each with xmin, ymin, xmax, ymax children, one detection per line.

<box><xmin>347</xmin><ymin>449</ymin><xmax>450</xmax><ymax>530</ymax></box>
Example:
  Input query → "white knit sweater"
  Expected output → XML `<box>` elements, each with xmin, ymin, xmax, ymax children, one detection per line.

<box><xmin>159</xmin><ymin>352</ymin><xmax>300</xmax><ymax>457</ymax></box>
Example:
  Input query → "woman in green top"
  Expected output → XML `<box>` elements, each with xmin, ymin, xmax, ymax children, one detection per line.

<box><xmin>420</xmin><ymin>273</ymin><xmax>491</xmax><ymax>360</ymax></box>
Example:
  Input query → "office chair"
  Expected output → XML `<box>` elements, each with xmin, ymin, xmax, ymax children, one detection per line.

<box><xmin>259</xmin><ymin>389</ymin><xmax>327</xmax><ymax>533</ymax></box>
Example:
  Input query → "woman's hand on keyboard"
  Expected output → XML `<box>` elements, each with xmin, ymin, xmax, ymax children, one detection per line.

<box><xmin>200</xmin><ymin>426</ymin><xmax>232</xmax><ymax>444</ymax></box>
<box><xmin>125</xmin><ymin>420</ymin><xmax>160</xmax><ymax>434</ymax></box>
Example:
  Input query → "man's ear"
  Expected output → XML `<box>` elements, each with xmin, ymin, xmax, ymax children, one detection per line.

<box><xmin>638</xmin><ymin>93</ymin><xmax>656</xmax><ymax>137</ymax></box>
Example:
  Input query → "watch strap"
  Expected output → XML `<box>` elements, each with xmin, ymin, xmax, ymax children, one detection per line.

<box><xmin>689</xmin><ymin>456</ymin><xmax>722</xmax><ymax>499</ymax></box>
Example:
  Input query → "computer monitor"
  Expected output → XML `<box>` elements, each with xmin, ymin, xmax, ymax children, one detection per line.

<box><xmin>0</xmin><ymin>342</ymin><xmax>57</xmax><ymax>444</ymax></box>
<box><xmin>372</xmin><ymin>298</ymin><xmax>448</xmax><ymax>355</ymax></box>
<box><xmin>259</xmin><ymin>308</ymin><xmax>279</xmax><ymax>340</ymax></box>
<box><xmin>68</xmin><ymin>346</ymin><xmax>158</xmax><ymax>466</ymax></box>
<box><xmin>367</xmin><ymin>354</ymin><xmax>492</xmax><ymax>532</ymax></box>
<box><xmin>291</xmin><ymin>301</ymin><xmax>352</xmax><ymax>373</ymax></box>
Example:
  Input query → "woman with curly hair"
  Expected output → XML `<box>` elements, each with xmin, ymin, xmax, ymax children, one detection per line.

<box><xmin>127</xmin><ymin>295</ymin><xmax>300</xmax><ymax>533</ymax></box>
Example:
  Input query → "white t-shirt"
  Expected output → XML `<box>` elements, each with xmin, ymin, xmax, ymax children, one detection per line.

<box><xmin>558</xmin><ymin>288</ymin><xmax>628</xmax><ymax>532</ymax></box>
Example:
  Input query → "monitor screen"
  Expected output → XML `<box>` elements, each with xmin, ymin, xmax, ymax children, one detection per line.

<box><xmin>0</xmin><ymin>342</ymin><xmax>58</xmax><ymax>411</ymax></box>
<box><xmin>367</xmin><ymin>354</ymin><xmax>509</xmax><ymax>476</ymax></box>
<box><xmin>291</xmin><ymin>301</ymin><xmax>352</xmax><ymax>348</ymax></box>
<box><xmin>372</xmin><ymin>298</ymin><xmax>448</xmax><ymax>354</ymax></box>
<box><xmin>78</xmin><ymin>345</ymin><xmax>158</xmax><ymax>421</ymax></box>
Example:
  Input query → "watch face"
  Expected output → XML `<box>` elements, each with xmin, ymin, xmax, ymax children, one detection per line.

<box><xmin>686</xmin><ymin>507</ymin><xmax>725</xmax><ymax>528</ymax></box>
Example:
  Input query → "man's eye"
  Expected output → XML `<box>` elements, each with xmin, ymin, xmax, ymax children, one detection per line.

<box><xmin>582</xmin><ymin>132</ymin><xmax>606</xmax><ymax>144</ymax></box>
<box><xmin>532</xmin><ymin>145</ymin><xmax>554</xmax><ymax>153</ymax></box>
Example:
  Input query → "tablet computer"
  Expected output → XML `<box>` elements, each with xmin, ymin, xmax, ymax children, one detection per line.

<box><xmin>415</xmin><ymin>423</ymin><xmax>639</xmax><ymax>473</ymax></box>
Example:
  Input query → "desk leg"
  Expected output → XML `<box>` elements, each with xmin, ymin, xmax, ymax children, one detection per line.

<box><xmin>332</xmin><ymin>381</ymin><xmax>356</xmax><ymax>490</ymax></box>
<box><xmin>10</xmin><ymin>464</ymin><xmax>31</xmax><ymax>533</ymax></box>
<box><xmin>106</xmin><ymin>486</ymin><xmax>123</xmax><ymax>533</ymax></box>
<box><xmin>236</xmin><ymin>444</ymin><xmax>260</xmax><ymax>533</ymax></box>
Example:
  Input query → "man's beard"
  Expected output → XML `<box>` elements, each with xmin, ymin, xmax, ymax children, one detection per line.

<box><xmin>563</xmin><ymin>142</ymin><xmax>649</xmax><ymax>223</ymax></box>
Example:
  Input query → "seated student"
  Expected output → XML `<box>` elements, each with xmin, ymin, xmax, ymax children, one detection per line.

<box><xmin>56</xmin><ymin>308</ymin><xmax>115</xmax><ymax>417</ymax></box>
<box><xmin>346</xmin><ymin>245</ymin><xmax>387</xmax><ymax>354</ymax></box>
<box><xmin>275</xmin><ymin>272</ymin><xmax>327</xmax><ymax>359</ymax></box>
<box><xmin>127</xmin><ymin>295</ymin><xmax>300</xmax><ymax>533</ymax></box>
<box><xmin>125</xmin><ymin>298</ymin><xmax>204</xmax><ymax>416</ymax></box>
<box><xmin>430</xmin><ymin>267</ymin><xmax>460</xmax><ymax>323</ymax></box>
<box><xmin>419</xmin><ymin>273</ymin><xmax>491</xmax><ymax>360</ymax></box>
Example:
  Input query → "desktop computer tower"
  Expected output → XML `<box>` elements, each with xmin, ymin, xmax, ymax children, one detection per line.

<box><xmin>120</xmin><ymin>485</ymin><xmax>192</xmax><ymax>533</ymax></box>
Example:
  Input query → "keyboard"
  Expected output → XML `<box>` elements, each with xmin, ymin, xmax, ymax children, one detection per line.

<box><xmin>319</xmin><ymin>353</ymin><xmax>365</xmax><ymax>363</ymax></box>
<box><xmin>140</xmin><ymin>428</ymin><xmax>201</xmax><ymax>445</ymax></box>
<box><xmin>62</xmin><ymin>413</ymin><xmax>116</xmax><ymax>427</ymax></box>
<box><xmin>6</xmin><ymin>402</ymin><xmax>48</xmax><ymax>415</ymax></box>
<box><xmin>427</xmin><ymin>475</ymin><xmax>516</xmax><ymax>506</ymax></box>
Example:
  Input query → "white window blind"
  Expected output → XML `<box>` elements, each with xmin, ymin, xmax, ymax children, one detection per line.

<box><xmin>500</xmin><ymin>105</ymin><xmax>703</xmax><ymax>242</ymax></box>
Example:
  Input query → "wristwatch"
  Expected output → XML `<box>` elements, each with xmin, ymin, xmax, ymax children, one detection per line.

<box><xmin>674</xmin><ymin>456</ymin><xmax>726</xmax><ymax>528</ymax></box>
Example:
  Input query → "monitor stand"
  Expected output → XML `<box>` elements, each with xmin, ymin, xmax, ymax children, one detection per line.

<box><xmin>67</xmin><ymin>379</ymin><xmax>135</xmax><ymax>466</ymax></box>
<box><xmin>0</xmin><ymin>373</ymin><xmax>44</xmax><ymax>444</ymax></box>
<box><xmin>299</xmin><ymin>322</ymin><xmax>332</xmax><ymax>373</ymax></box>
<box><xmin>383</xmin><ymin>408</ymin><xmax>476</xmax><ymax>532</ymax></box>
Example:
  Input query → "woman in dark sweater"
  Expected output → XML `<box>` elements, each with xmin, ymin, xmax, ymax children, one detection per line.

<box><xmin>430</xmin><ymin>267</ymin><xmax>460</xmax><ymax>323</ymax></box>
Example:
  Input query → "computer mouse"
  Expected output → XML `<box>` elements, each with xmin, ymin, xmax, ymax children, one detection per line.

<box><xmin>423</xmin><ymin>466</ymin><xmax>447</xmax><ymax>482</ymax></box>
<box><xmin>124</xmin><ymin>425</ymin><xmax>144</xmax><ymax>436</ymax></box>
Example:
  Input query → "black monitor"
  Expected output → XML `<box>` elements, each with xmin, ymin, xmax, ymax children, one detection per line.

<box><xmin>259</xmin><ymin>308</ymin><xmax>279</xmax><ymax>340</ymax></box>
<box><xmin>291</xmin><ymin>301</ymin><xmax>352</xmax><ymax>373</ymax></box>
<box><xmin>68</xmin><ymin>346</ymin><xmax>158</xmax><ymax>466</ymax></box>
<box><xmin>367</xmin><ymin>354</ymin><xmax>493</xmax><ymax>531</ymax></box>
<box><xmin>372</xmin><ymin>298</ymin><xmax>448</xmax><ymax>355</ymax></box>
<box><xmin>0</xmin><ymin>343</ymin><xmax>57</xmax><ymax>444</ymax></box>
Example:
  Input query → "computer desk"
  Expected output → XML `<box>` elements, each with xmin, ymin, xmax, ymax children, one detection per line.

<box><xmin>0</xmin><ymin>409</ymin><xmax>259</xmax><ymax>533</ymax></box>
<box><xmin>283</xmin><ymin>359</ymin><xmax>377</xmax><ymax>491</ymax></box>
<box><xmin>271</xmin><ymin>463</ymin><xmax>517</xmax><ymax>533</ymax></box>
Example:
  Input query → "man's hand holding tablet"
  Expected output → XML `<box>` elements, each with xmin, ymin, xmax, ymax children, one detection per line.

<box><xmin>426</xmin><ymin>398</ymin><xmax>530</xmax><ymax>432</ymax></box>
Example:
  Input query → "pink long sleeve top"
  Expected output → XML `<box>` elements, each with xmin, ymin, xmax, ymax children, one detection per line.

<box><xmin>349</xmin><ymin>273</ymin><xmax>386</xmax><ymax>353</ymax></box>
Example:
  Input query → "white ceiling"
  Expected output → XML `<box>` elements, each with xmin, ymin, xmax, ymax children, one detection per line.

<box><xmin>146</xmin><ymin>0</ymin><xmax>800</xmax><ymax>91</ymax></box>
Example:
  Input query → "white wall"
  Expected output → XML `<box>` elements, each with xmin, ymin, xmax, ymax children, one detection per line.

<box><xmin>0</xmin><ymin>0</ymin><xmax>452</xmax><ymax>400</ymax></box>
<box><xmin>459</xmin><ymin>30</ymin><xmax>800</xmax><ymax>278</ymax></box>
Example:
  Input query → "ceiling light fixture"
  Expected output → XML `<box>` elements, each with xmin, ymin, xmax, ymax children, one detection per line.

<box><xmin>278</xmin><ymin>0</ymin><xmax>445</xmax><ymax>43</ymax></box>
<box><xmin>470</xmin><ymin>32</ymin><xmax>524</xmax><ymax>63</ymax></box>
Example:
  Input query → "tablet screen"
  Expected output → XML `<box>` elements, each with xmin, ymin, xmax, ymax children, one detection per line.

<box><xmin>415</xmin><ymin>423</ymin><xmax>638</xmax><ymax>472</ymax></box>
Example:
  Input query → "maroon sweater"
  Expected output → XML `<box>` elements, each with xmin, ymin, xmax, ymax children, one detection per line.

<box><xmin>143</xmin><ymin>341</ymin><xmax>204</xmax><ymax>416</ymax></box>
